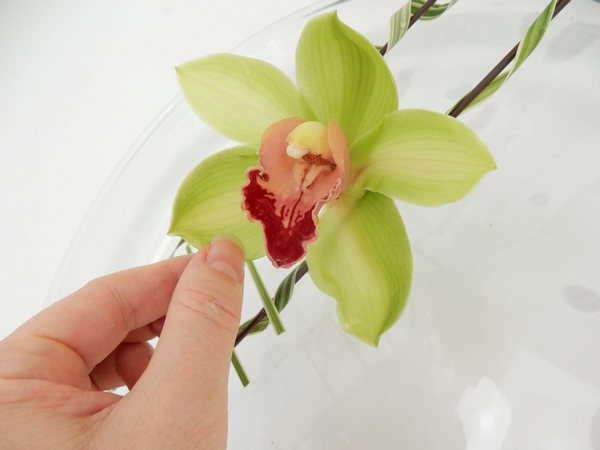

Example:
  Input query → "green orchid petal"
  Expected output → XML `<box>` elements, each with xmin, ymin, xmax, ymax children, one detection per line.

<box><xmin>351</xmin><ymin>109</ymin><xmax>496</xmax><ymax>206</ymax></box>
<box><xmin>307</xmin><ymin>191</ymin><xmax>412</xmax><ymax>346</ymax></box>
<box><xmin>169</xmin><ymin>146</ymin><xmax>265</xmax><ymax>260</ymax></box>
<box><xmin>176</xmin><ymin>54</ymin><xmax>308</xmax><ymax>147</ymax></box>
<box><xmin>296</xmin><ymin>12</ymin><xmax>398</xmax><ymax>144</ymax></box>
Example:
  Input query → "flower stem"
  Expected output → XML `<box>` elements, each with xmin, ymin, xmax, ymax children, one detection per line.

<box><xmin>235</xmin><ymin>261</ymin><xmax>308</xmax><ymax>346</ymax></box>
<box><xmin>448</xmin><ymin>0</ymin><xmax>571</xmax><ymax>118</ymax></box>
<box><xmin>246</xmin><ymin>260</ymin><xmax>286</xmax><ymax>335</ymax></box>
<box><xmin>231</xmin><ymin>350</ymin><xmax>250</xmax><ymax>387</ymax></box>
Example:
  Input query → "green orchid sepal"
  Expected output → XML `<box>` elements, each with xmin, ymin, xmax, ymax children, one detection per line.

<box><xmin>307</xmin><ymin>190</ymin><xmax>412</xmax><ymax>346</ymax></box>
<box><xmin>351</xmin><ymin>109</ymin><xmax>496</xmax><ymax>207</ymax></box>
<box><xmin>169</xmin><ymin>146</ymin><xmax>265</xmax><ymax>260</ymax></box>
<box><xmin>296</xmin><ymin>11</ymin><xmax>399</xmax><ymax>144</ymax></box>
<box><xmin>176</xmin><ymin>54</ymin><xmax>312</xmax><ymax>148</ymax></box>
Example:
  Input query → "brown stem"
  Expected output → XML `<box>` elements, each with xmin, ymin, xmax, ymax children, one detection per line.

<box><xmin>379</xmin><ymin>0</ymin><xmax>438</xmax><ymax>56</ymax></box>
<box><xmin>235</xmin><ymin>310</ymin><xmax>266</xmax><ymax>347</ymax></box>
<box><xmin>448</xmin><ymin>0</ymin><xmax>571</xmax><ymax>118</ymax></box>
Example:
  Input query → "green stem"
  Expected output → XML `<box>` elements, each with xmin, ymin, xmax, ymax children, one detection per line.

<box><xmin>246</xmin><ymin>260</ymin><xmax>286</xmax><ymax>335</ymax></box>
<box><xmin>235</xmin><ymin>261</ymin><xmax>308</xmax><ymax>346</ymax></box>
<box><xmin>231</xmin><ymin>350</ymin><xmax>250</xmax><ymax>387</ymax></box>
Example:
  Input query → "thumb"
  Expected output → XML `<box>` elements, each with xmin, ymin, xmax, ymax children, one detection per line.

<box><xmin>155</xmin><ymin>234</ymin><xmax>245</xmax><ymax>379</ymax></box>
<box><xmin>117</xmin><ymin>235</ymin><xmax>245</xmax><ymax>446</ymax></box>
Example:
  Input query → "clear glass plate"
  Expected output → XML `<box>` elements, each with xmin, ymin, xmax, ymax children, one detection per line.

<box><xmin>48</xmin><ymin>0</ymin><xmax>600</xmax><ymax>447</ymax></box>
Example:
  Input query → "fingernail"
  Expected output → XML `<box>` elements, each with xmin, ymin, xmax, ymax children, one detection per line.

<box><xmin>206</xmin><ymin>233</ymin><xmax>245</xmax><ymax>283</ymax></box>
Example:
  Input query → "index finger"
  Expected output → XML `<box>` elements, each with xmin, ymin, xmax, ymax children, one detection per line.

<box><xmin>0</xmin><ymin>255</ymin><xmax>193</xmax><ymax>388</ymax></box>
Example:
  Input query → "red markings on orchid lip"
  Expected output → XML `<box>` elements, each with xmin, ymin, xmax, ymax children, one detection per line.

<box><xmin>243</xmin><ymin>169</ymin><xmax>315</xmax><ymax>267</ymax></box>
<box><xmin>302</xmin><ymin>153</ymin><xmax>337</xmax><ymax>170</ymax></box>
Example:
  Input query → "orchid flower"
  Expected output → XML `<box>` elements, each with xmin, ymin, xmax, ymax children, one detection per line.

<box><xmin>170</xmin><ymin>12</ymin><xmax>495</xmax><ymax>346</ymax></box>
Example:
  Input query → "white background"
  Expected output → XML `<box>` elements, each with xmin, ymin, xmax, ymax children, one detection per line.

<box><xmin>0</xmin><ymin>0</ymin><xmax>315</xmax><ymax>339</ymax></box>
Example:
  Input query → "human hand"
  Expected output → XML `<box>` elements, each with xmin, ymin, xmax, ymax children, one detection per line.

<box><xmin>0</xmin><ymin>236</ymin><xmax>245</xmax><ymax>449</ymax></box>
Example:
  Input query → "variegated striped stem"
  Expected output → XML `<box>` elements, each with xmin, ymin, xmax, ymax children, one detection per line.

<box><xmin>379</xmin><ymin>0</ymin><xmax>438</xmax><ymax>56</ymax></box>
<box><xmin>448</xmin><ymin>0</ymin><xmax>571</xmax><ymax>118</ymax></box>
<box><xmin>235</xmin><ymin>261</ymin><xmax>308</xmax><ymax>346</ymax></box>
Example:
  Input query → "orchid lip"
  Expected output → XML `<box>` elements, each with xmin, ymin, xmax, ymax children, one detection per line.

<box><xmin>241</xmin><ymin>118</ymin><xmax>350</xmax><ymax>268</ymax></box>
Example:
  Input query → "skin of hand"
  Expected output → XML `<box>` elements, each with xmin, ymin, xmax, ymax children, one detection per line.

<box><xmin>0</xmin><ymin>236</ymin><xmax>245</xmax><ymax>449</ymax></box>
